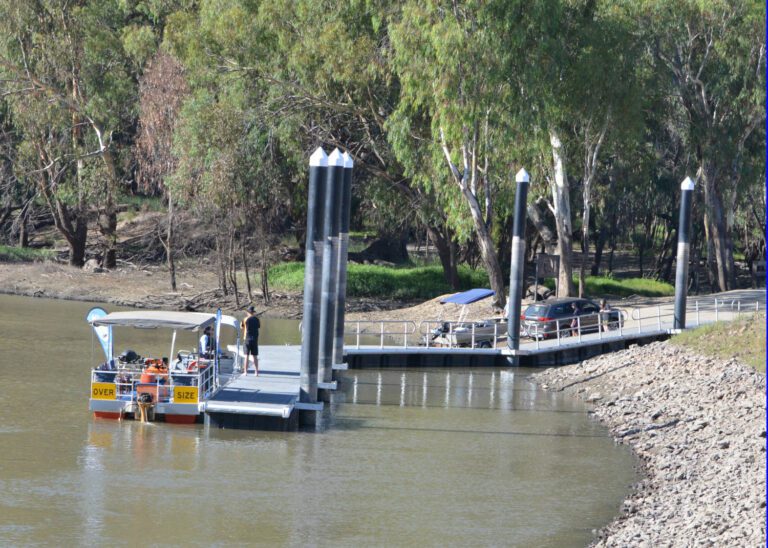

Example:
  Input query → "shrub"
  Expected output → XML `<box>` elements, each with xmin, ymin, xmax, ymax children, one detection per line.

<box><xmin>542</xmin><ymin>276</ymin><xmax>674</xmax><ymax>298</ymax></box>
<box><xmin>0</xmin><ymin>245</ymin><xmax>56</xmax><ymax>263</ymax></box>
<box><xmin>268</xmin><ymin>262</ymin><xmax>489</xmax><ymax>300</ymax></box>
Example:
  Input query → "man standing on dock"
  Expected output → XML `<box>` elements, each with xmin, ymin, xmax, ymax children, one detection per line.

<box><xmin>242</xmin><ymin>305</ymin><xmax>261</xmax><ymax>376</ymax></box>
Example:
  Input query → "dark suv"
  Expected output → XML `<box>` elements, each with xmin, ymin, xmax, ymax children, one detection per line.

<box><xmin>520</xmin><ymin>298</ymin><xmax>623</xmax><ymax>339</ymax></box>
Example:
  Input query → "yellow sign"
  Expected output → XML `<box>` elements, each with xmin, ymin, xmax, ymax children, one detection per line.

<box><xmin>174</xmin><ymin>386</ymin><xmax>198</xmax><ymax>404</ymax></box>
<box><xmin>91</xmin><ymin>383</ymin><xmax>116</xmax><ymax>400</ymax></box>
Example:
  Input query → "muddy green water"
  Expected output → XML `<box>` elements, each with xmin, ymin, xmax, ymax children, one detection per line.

<box><xmin>0</xmin><ymin>294</ymin><xmax>637</xmax><ymax>547</ymax></box>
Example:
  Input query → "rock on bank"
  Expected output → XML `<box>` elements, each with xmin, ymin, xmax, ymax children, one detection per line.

<box><xmin>531</xmin><ymin>341</ymin><xmax>766</xmax><ymax>547</ymax></box>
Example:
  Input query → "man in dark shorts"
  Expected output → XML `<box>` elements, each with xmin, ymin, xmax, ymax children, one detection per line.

<box><xmin>242</xmin><ymin>305</ymin><xmax>261</xmax><ymax>376</ymax></box>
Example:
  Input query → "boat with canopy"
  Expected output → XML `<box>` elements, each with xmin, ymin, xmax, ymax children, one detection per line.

<box><xmin>87</xmin><ymin>308</ymin><xmax>241</xmax><ymax>424</ymax></box>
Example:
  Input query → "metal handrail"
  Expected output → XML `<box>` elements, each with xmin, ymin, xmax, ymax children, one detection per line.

<box><xmin>90</xmin><ymin>357</ymin><xmax>218</xmax><ymax>410</ymax></box>
<box><xmin>348</xmin><ymin>320</ymin><xmax>418</xmax><ymax>349</ymax></box>
<box><xmin>340</xmin><ymin>298</ymin><xmax>762</xmax><ymax>351</ymax></box>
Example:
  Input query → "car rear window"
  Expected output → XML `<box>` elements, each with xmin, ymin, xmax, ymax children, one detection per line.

<box><xmin>551</xmin><ymin>304</ymin><xmax>570</xmax><ymax>315</ymax></box>
<box><xmin>524</xmin><ymin>305</ymin><xmax>548</xmax><ymax>317</ymax></box>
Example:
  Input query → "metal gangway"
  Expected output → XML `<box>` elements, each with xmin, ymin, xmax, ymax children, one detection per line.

<box><xmin>342</xmin><ymin>289</ymin><xmax>765</xmax><ymax>367</ymax></box>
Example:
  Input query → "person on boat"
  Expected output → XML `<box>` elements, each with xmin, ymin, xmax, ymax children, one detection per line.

<box><xmin>199</xmin><ymin>326</ymin><xmax>214</xmax><ymax>359</ymax></box>
<box><xmin>242</xmin><ymin>305</ymin><xmax>261</xmax><ymax>376</ymax></box>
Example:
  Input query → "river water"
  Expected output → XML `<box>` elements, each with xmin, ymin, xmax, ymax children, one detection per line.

<box><xmin>0</xmin><ymin>294</ymin><xmax>637</xmax><ymax>546</ymax></box>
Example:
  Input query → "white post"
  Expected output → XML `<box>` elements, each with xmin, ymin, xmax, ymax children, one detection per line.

<box><xmin>169</xmin><ymin>329</ymin><xmax>177</xmax><ymax>382</ymax></box>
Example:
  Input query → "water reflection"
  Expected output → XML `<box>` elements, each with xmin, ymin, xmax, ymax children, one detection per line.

<box><xmin>0</xmin><ymin>294</ymin><xmax>638</xmax><ymax>547</ymax></box>
<box><xmin>335</xmin><ymin>368</ymin><xmax>569</xmax><ymax>412</ymax></box>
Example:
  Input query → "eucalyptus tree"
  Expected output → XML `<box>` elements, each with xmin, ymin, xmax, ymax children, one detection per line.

<box><xmin>389</xmin><ymin>0</ymin><xmax>520</xmax><ymax>308</ymax></box>
<box><xmin>253</xmin><ymin>0</ymin><xmax>466</xmax><ymax>287</ymax></box>
<box><xmin>166</xmin><ymin>0</ymin><xmax>467</xmax><ymax>289</ymax></box>
<box><xmin>502</xmin><ymin>0</ymin><xmax>633</xmax><ymax>297</ymax></box>
<box><xmin>389</xmin><ymin>0</ymin><xmax>640</xmax><ymax>301</ymax></box>
<box><xmin>165</xmin><ymin>1</ymin><xmax>300</xmax><ymax>301</ymax></box>
<box><xmin>0</xmin><ymin>100</ymin><xmax>30</xmax><ymax>245</ymax></box>
<box><xmin>0</xmin><ymin>0</ymin><xmax>151</xmax><ymax>267</ymax></box>
<box><xmin>564</xmin><ymin>5</ymin><xmax>643</xmax><ymax>296</ymax></box>
<box><xmin>135</xmin><ymin>50</ymin><xmax>189</xmax><ymax>290</ymax></box>
<box><xmin>625</xmin><ymin>0</ymin><xmax>765</xmax><ymax>291</ymax></box>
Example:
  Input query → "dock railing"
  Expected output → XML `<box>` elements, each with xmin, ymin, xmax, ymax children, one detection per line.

<box><xmin>344</xmin><ymin>296</ymin><xmax>763</xmax><ymax>351</ymax></box>
<box><xmin>349</xmin><ymin>320</ymin><xmax>419</xmax><ymax>348</ymax></box>
<box><xmin>90</xmin><ymin>357</ymin><xmax>219</xmax><ymax>409</ymax></box>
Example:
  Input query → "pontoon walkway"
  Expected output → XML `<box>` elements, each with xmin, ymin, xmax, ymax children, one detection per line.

<box><xmin>205</xmin><ymin>346</ymin><xmax>321</xmax><ymax>430</ymax></box>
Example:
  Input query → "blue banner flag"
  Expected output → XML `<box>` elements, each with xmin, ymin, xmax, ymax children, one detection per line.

<box><xmin>86</xmin><ymin>307</ymin><xmax>112</xmax><ymax>360</ymax></box>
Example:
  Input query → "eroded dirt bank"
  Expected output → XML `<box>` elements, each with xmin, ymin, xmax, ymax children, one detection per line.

<box><xmin>531</xmin><ymin>341</ymin><xmax>766</xmax><ymax>547</ymax></box>
<box><xmin>0</xmin><ymin>261</ymin><xmax>409</xmax><ymax>318</ymax></box>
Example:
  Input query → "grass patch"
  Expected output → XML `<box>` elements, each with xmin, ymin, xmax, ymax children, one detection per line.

<box><xmin>671</xmin><ymin>314</ymin><xmax>766</xmax><ymax>373</ymax></box>
<box><xmin>0</xmin><ymin>245</ymin><xmax>56</xmax><ymax>262</ymax></box>
<box><xmin>268</xmin><ymin>262</ymin><xmax>489</xmax><ymax>300</ymax></box>
<box><xmin>543</xmin><ymin>276</ymin><xmax>675</xmax><ymax>298</ymax></box>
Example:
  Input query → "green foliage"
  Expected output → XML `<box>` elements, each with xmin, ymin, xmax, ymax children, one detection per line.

<box><xmin>268</xmin><ymin>262</ymin><xmax>489</xmax><ymax>300</ymax></box>
<box><xmin>122</xmin><ymin>24</ymin><xmax>158</xmax><ymax>67</ymax></box>
<box><xmin>542</xmin><ymin>276</ymin><xmax>675</xmax><ymax>298</ymax></box>
<box><xmin>0</xmin><ymin>245</ymin><xmax>55</xmax><ymax>263</ymax></box>
<box><xmin>0</xmin><ymin>0</ymin><xmax>762</xmax><ymax>289</ymax></box>
<box><xmin>120</xmin><ymin>194</ymin><xmax>165</xmax><ymax>212</ymax></box>
<box><xmin>671</xmin><ymin>314</ymin><xmax>766</xmax><ymax>373</ymax></box>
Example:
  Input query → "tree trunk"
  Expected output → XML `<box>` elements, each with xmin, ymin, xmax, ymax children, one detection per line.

<box><xmin>427</xmin><ymin>225</ymin><xmax>460</xmax><ymax>289</ymax></box>
<box><xmin>699</xmin><ymin>162</ymin><xmax>735</xmax><ymax>291</ymax></box>
<box><xmin>470</xmin><ymin>217</ymin><xmax>506</xmax><ymax>309</ymax></box>
<box><xmin>52</xmin><ymin>206</ymin><xmax>87</xmax><ymax>267</ymax></box>
<box><xmin>216</xmin><ymin>233</ymin><xmax>228</xmax><ymax>295</ymax></box>
<box><xmin>98</xmin><ymin>150</ymin><xmax>119</xmax><ymax>269</ymax></box>
<box><xmin>68</xmin><ymin>219</ymin><xmax>88</xmax><ymax>267</ymax></box>
<box><xmin>242</xmin><ymin>240</ymin><xmax>253</xmax><ymax>302</ymax></box>
<box><xmin>703</xmin><ymin>212</ymin><xmax>717</xmax><ymax>292</ymax></box>
<box><xmin>38</xmin><ymin>177</ymin><xmax>88</xmax><ymax>267</ymax></box>
<box><xmin>162</xmin><ymin>192</ymin><xmax>177</xmax><ymax>292</ymax></box>
<box><xmin>527</xmin><ymin>198</ymin><xmax>557</xmax><ymax>254</ymax></box>
<box><xmin>98</xmin><ymin>206</ymin><xmax>117</xmax><ymax>269</ymax></box>
<box><xmin>228</xmin><ymin>228</ymin><xmax>240</xmax><ymax>307</ymax></box>
<box><xmin>591</xmin><ymin>224</ymin><xmax>607</xmax><ymax>276</ymax></box>
<box><xmin>438</xmin><ymin>129</ymin><xmax>505</xmax><ymax>306</ymax></box>
<box><xmin>260</xmin><ymin>246</ymin><xmax>270</xmax><ymax>304</ymax></box>
<box><xmin>549</xmin><ymin>129</ymin><xmax>574</xmax><ymax>297</ymax></box>
<box><xmin>18</xmin><ymin>203</ymin><xmax>30</xmax><ymax>248</ymax></box>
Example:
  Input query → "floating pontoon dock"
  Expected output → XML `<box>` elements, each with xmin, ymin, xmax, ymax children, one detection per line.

<box><xmin>206</xmin><ymin>346</ymin><xmax>321</xmax><ymax>430</ymax></box>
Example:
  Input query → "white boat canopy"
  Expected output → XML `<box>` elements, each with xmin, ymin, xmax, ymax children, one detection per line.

<box><xmin>91</xmin><ymin>311</ymin><xmax>239</xmax><ymax>335</ymax></box>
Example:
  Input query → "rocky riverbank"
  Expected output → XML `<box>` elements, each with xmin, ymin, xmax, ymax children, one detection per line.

<box><xmin>531</xmin><ymin>341</ymin><xmax>766</xmax><ymax>547</ymax></box>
